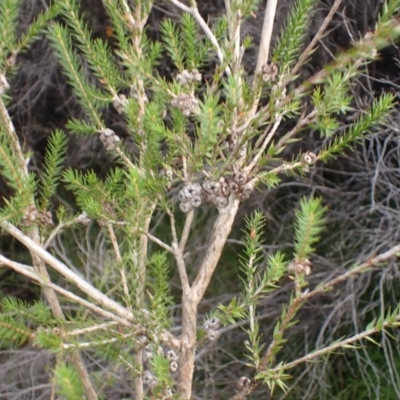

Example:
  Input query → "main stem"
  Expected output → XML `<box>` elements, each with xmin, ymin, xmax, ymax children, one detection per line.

<box><xmin>177</xmin><ymin>199</ymin><xmax>240</xmax><ymax>398</ymax></box>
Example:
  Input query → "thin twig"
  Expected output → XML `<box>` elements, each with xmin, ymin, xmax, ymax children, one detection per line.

<box><xmin>0</xmin><ymin>92</ymin><xmax>98</xmax><ymax>399</ymax></box>
<box><xmin>254</xmin><ymin>0</ymin><xmax>278</xmax><ymax>81</ymax></box>
<box><xmin>62</xmin><ymin>332</ymin><xmax>138</xmax><ymax>349</ymax></box>
<box><xmin>302</xmin><ymin>243</ymin><xmax>400</xmax><ymax>301</ymax></box>
<box><xmin>172</xmin><ymin>243</ymin><xmax>191</xmax><ymax>294</ymax></box>
<box><xmin>179</xmin><ymin>209</ymin><xmax>194</xmax><ymax>251</ymax></box>
<box><xmin>1</xmin><ymin>220</ymin><xmax>134</xmax><ymax>321</ymax></box>
<box><xmin>230</xmin><ymin>243</ymin><xmax>400</xmax><ymax>399</ymax></box>
<box><xmin>147</xmin><ymin>232</ymin><xmax>174</xmax><ymax>253</ymax></box>
<box><xmin>290</xmin><ymin>0</ymin><xmax>344</xmax><ymax>80</ymax></box>
<box><xmin>245</xmin><ymin>115</ymin><xmax>282</xmax><ymax>174</ymax></box>
<box><xmin>169</xmin><ymin>0</ymin><xmax>229</xmax><ymax>74</ymax></box>
<box><xmin>107</xmin><ymin>223</ymin><xmax>130</xmax><ymax>306</ymax></box>
<box><xmin>270</xmin><ymin>324</ymin><xmax>390</xmax><ymax>373</ymax></box>
<box><xmin>0</xmin><ymin>255</ymin><xmax>131</xmax><ymax>326</ymax></box>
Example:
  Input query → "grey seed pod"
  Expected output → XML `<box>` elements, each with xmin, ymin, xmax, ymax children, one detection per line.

<box><xmin>302</xmin><ymin>151</ymin><xmax>317</xmax><ymax>164</ymax></box>
<box><xmin>288</xmin><ymin>258</ymin><xmax>311</xmax><ymax>275</ymax></box>
<box><xmin>261</xmin><ymin>62</ymin><xmax>278</xmax><ymax>82</ymax></box>
<box><xmin>179</xmin><ymin>201</ymin><xmax>194</xmax><ymax>213</ymax></box>
<box><xmin>166</xmin><ymin>349</ymin><xmax>178</xmax><ymax>361</ymax></box>
<box><xmin>233</xmin><ymin>172</ymin><xmax>248</xmax><ymax>185</ymax></box>
<box><xmin>143</xmin><ymin>370</ymin><xmax>157</xmax><ymax>388</ymax></box>
<box><xmin>206</xmin><ymin>328</ymin><xmax>221</xmax><ymax>341</ymax></box>
<box><xmin>241</xmin><ymin>180</ymin><xmax>254</xmax><ymax>197</ymax></box>
<box><xmin>179</xmin><ymin>183</ymin><xmax>201</xmax><ymax>201</ymax></box>
<box><xmin>206</xmin><ymin>317</ymin><xmax>221</xmax><ymax>330</ymax></box>
<box><xmin>238</xmin><ymin>192</ymin><xmax>250</xmax><ymax>201</ymax></box>
<box><xmin>138</xmin><ymin>336</ymin><xmax>148</xmax><ymax>346</ymax></box>
<box><xmin>178</xmin><ymin>189</ymin><xmax>188</xmax><ymax>202</ymax></box>
<box><xmin>220</xmin><ymin>181</ymin><xmax>231</xmax><ymax>197</ymax></box>
<box><xmin>169</xmin><ymin>361</ymin><xmax>179</xmax><ymax>373</ymax></box>
<box><xmin>99</xmin><ymin>128</ymin><xmax>120</xmax><ymax>151</ymax></box>
<box><xmin>213</xmin><ymin>196</ymin><xmax>229</xmax><ymax>209</ymax></box>
<box><xmin>191</xmin><ymin>69</ymin><xmax>202</xmax><ymax>82</ymax></box>
<box><xmin>237</xmin><ymin>376</ymin><xmax>251</xmax><ymax>390</ymax></box>
<box><xmin>228</xmin><ymin>179</ymin><xmax>240</xmax><ymax>194</ymax></box>
<box><xmin>202</xmin><ymin>180</ymin><xmax>221</xmax><ymax>195</ymax></box>
<box><xmin>142</xmin><ymin>348</ymin><xmax>153</xmax><ymax>363</ymax></box>
<box><xmin>191</xmin><ymin>195</ymin><xmax>203</xmax><ymax>208</ymax></box>
<box><xmin>76</xmin><ymin>211</ymin><xmax>90</xmax><ymax>226</ymax></box>
<box><xmin>112</xmin><ymin>94</ymin><xmax>128</xmax><ymax>114</ymax></box>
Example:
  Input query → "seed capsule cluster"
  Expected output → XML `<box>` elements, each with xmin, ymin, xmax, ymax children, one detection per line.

<box><xmin>237</xmin><ymin>376</ymin><xmax>253</xmax><ymax>391</ymax></box>
<box><xmin>176</xmin><ymin>69</ymin><xmax>202</xmax><ymax>85</ymax></box>
<box><xmin>178</xmin><ymin>182</ymin><xmax>203</xmax><ymax>213</ymax></box>
<box><xmin>112</xmin><ymin>94</ymin><xmax>128</xmax><ymax>114</ymax></box>
<box><xmin>178</xmin><ymin>173</ymin><xmax>255</xmax><ymax>213</ymax></box>
<box><xmin>143</xmin><ymin>370</ymin><xmax>157</xmax><ymax>389</ymax></box>
<box><xmin>261</xmin><ymin>62</ymin><xmax>278</xmax><ymax>82</ymax></box>
<box><xmin>142</xmin><ymin>344</ymin><xmax>179</xmax><ymax>390</ymax></box>
<box><xmin>171</xmin><ymin>93</ymin><xmax>198</xmax><ymax>116</ymax></box>
<box><xmin>204</xmin><ymin>317</ymin><xmax>222</xmax><ymax>342</ymax></box>
<box><xmin>76</xmin><ymin>211</ymin><xmax>91</xmax><ymax>226</ymax></box>
<box><xmin>99</xmin><ymin>128</ymin><xmax>121</xmax><ymax>151</ymax></box>
<box><xmin>288</xmin><ymin>258</ymin><xmax>311</xmax><ymax>276</ymax></box>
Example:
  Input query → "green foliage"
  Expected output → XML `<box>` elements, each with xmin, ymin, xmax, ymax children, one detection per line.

<box><xmin>293</xmin><ymin>197</ymin><xmax>327</xmax><ymax>260</ymax></box>
<box><xmin>272</xmin><ymin>0</ymin><xmax>318</xmax><ymax>75</ymax></box>
<box><xmin>54</xmin><ymin>362</ymin><xmax>85</xmax><ymax>400</ymax></box>
<box><xmin>320</xmin><ymin>93</ymin><xmax>396</xmax><ymax>160</ymax></box>
<box><xmin>39</xmin><ymin>130</ymin><xmax>68</xmax><ymax>211</ymax></box>
<box><xmin>47</xmin><ymin>23</ymin><xmax>107</xmax><ymax>126</ymax></box>
<box><xmin>0</xmin><ymin>315</ymin><xmax>32</xmax><ymax>348</ymax></box>
<box><xmin>57</xmin><ymin>0</ymin><xmax>123</xmax><ymax>93</ymax></box>
<box><xmin>1</xmin><ymin>296</ymin><xmax>54</xmax><ymax>325</ymax></box>
<box><xmin>0</xmin><ymin>127</ymin><xmax>25</xmax><ymax>191</ymax></box>
<box><xmin>16</xmin><ymin>3</ymin><xmax>61</xmax><ymax>55</ymax></box>
<box><xmin>0</xmin><ymin>0</ymin><xmax>20</xmax><ymax>67</ymax></box>
<box><xmin>147</xmin><ymin>252</ymin><xmax>172</xmax><ymax>330</ymax></box>
<box><xmin>1</xmin><ymin>0</ymin><xmax>400</xmax><ymax>398</ymax></box>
